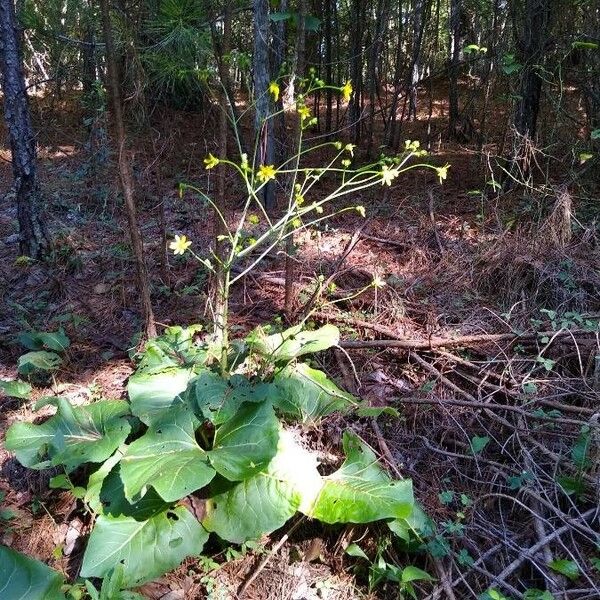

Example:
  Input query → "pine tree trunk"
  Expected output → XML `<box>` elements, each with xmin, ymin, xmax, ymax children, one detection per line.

<box><xmin>100</xmin><ymin>0</ymin><xmax>156</xmax><ymax>340</ymax></box>
<box><xmin>447</xmin><ymin>0</ymin><xmax>462</xmax><ymax>138</ymax></box>
<box><xmin>253</xmin><ymin>0</ymin><xmax>275</xmax><ymax>211</ymax></box>
<box><xmin>514</xmin><ymin>0</ymin><xmax>554</xmax><ymax>139</ymax></box>
<box><xmin>0</xmin><ymin>0</ymin><xmax>48</xmax><ymax>258</ymax></box>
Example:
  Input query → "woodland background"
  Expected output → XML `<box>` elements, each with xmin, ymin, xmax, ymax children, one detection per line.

<box><xmin>0</xmin><ymin>0</ymin><xmax>599</xmax><ymax>598</ymax></box>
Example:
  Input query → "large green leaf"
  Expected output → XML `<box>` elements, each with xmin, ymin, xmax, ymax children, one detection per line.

<box><xmin>185</xmin><ymin>371</ymin><xmax>278</xmax><ymax>425</ymax></box>
<box><xmin>273</xmin><ymin>362</ymin><xmax>356</xmax><ymax>422</ymax></box>
<box><xmin>208</xmin><ymin>402</ymin><xmax>279</xmax><ymax>481</ymax></box>
<box><xmin>17</xmin><ymin>351</ymin><xmax>62</xmax><ymax>376</ymax></box>
<box><xmin>80</xmin><ymin>506</ymin><xmax>207</xmax><ymax>587</ymax></box>
<box><xmin>202</xmin><ymin>430</ymin><xmax>315</xmax><ymax>543</ymax></box>
<box><xmin>99</xmin><ymin>465</ymin><xmax>172</xmax><ymax>520</ymax></box>
<box><xmin>0</xmin><ymin>379</ymin><xmax>32</xmax><ymax>400</ymax></box>
<box><xmin>309</xmin><ymin>432</ymin><xmax>414</xmax><ymax>524</ymax></box>
<box><xmin>18</xmin><ymin>329</ymin><xmax>70</xmax><ymax>352</ymax></box>
<box><xmin>246</xmin><ymin>324</ymin><xmax>339</xmax><ymax>362</ymax></box>
<box><xmin>0</xmin><ymin>545</ymin><xmax>66</xmax><ymax>600</ymax></box>
<box><xmin>136</xmin><ymin>325</ymin><xmax>205</xmax><ymax>371</ymax></box>
<box><xmin>120</xmin><ymin>406</ymin><xmax>215</xmax><ymax>502</ymax></box>
<box><xmin>128</xmin><ymin>367</ymin><xmax>194</xmax><ymax>426</ymax></box>
<box><xmin>5</xmin><ymin>399</ymin><xmax>131</xmax><ymax>472</ymax></box>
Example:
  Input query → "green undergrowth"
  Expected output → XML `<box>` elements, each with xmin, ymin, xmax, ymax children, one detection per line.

<box><xmin>2</xmin><ymin>323</ymin><xmax>424</xmax><ymax>597</ymax></box>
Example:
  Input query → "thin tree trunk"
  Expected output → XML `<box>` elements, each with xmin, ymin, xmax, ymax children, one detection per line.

<box><xmin>212</xmin><ymin>4</ymin><xmax>231</xmax><ymax>352</ymax></box>
<box><xmin>366</xmin><ymin>0</ymin><xmax>391</xmax><ymax>156</ymax></box>
<box><xmin>0</xmin><ymin>0</ymin><xmax>48</xmax><ymax>258</ymax></box>
<box><xmin>100</xmin><ymin>0</ymin><xmax>156</xmax><ymax>339</ymax></box>
<box><xmin>447</xmin><ymin>0</ymin><xmax>462</xmax><ymax>138</ymax></box>
<box><xmin>384</xmin><ymin>0</ymin><xmax>404</xmax><ymax>146</ymax></box>
<box><xmin>284</xmin><ymin>0</ymin><xmax>307</xmax><ymax>318</ymax></box>
<box><xmin>513</xmin><ymin>0</ymin><xmax>554</xmax><ymax>139</ymax></box>
<box><xmin>253</xmin><ymin>0</ymin><xmax>275</xmax><ymax>211</ymax></box>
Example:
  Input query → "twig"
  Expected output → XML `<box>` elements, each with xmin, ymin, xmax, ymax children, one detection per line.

<box><xmin>238</xmin><ymin>517</ymin><xmax>306</xmax><ymax>597</ymax></box>
<box><xmin>395</xmin><ymin>396</ymin><xmax>597</xmax><ymax>428</ymax></box>
<box><xmin>493</xmin><ymin>508</ymin><xmax>597</xmax><ymax>584</ymax></box>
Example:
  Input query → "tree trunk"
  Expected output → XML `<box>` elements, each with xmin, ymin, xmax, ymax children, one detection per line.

<box><xmin>349</xmin><ymin>0</ymin><xmax>365</xmax><ymax>143</ymax></box>
<box><xmin>366</xmin><ymin>0</ymin><xmax>391</xmax><ymax>156</ymax></box>
<box><xmin>100</xmin><ymin>0</ymin><xmax>156</xmax><ymax>340</ymax></box>
<box><xmin>447</xmin><ymin>0</ymin><xmax>462</xmax><ymax>138</ymax></box>
<box><xmin>513</xmin><ymin>0</ymin><xmax>554</xmax><ymax>139</ymax></box>
<box><xmin>0</xmin><ymin>0</ymin><xmax>48</xmax><ymax>258</ymax></box>
<box><xmin>253</xmin><ymin>0</ymin><xmax>275</xmax><ymax>211</ymax></box>
<box><xmin>212</xmin><ymin>3</ymin><xmax>231</xmax><ymax>354</ymax></box>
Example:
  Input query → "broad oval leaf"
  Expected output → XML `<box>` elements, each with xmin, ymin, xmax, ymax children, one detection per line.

<box><xmin>208</xmin><ymin>402</ymin><xmax>279</xmax><ymax>481</ymax></box>
<box><xmin>80</xmin><ymin>506</ymin><xmax>208</xmax><ymax>587</ymax></box>
<box><xmin>273</xmin><ymin>362</ymin><xmax>356</xmax><ymax>422</ymax></box>
<box><xmin>135</xmin><ymin>325</ymin><xmax>206</xmax><ymax>371</ymax></box>
<box><xmin>185</xmin><ymin>371</ymin><xmax>278</xmax><ymax>425</ymax></box>
<box><xmin>0</xmin><ymin>545</ymin><xmax>66</xmax><ymax>600</ymax></box>
<box><xmin>120</xmin><ymin>406</ymin><xmax>215</xmax><ymax>502</ymax></box>
<box><xmin>308</xmin><ymin>432</ymin><xmax>414</xmax><ymax>524</ymax></box>
<box><xmin>17</xmin><ymin>351</ymin><xmax>62</xmax><ymax>376</ymax></box>
<box><xmin>5</xmin><ymin>399</ymin><xmax>131</xmax><ymax>472</ymax></box>
<box><xmin>202</xmin><ymin>429</ymin><xmax>321</xmax><ymax>543</ymax></box>
<box><xmin>246</xmin><ymin>324</ymin><xmax>339</xmax><ymax>362</ymax></box>
<box><xmin>85</xmin><ymin>455</ymin><xmax>171</xmax><ymax>520</ymax></box>
<box><xmin>0</xmin><ymin>379</ymin><xmax>32</xmax><ymax>400</ymax></box>
<box><xmin>128</xmin><ymin>367</ymin><xmax>194</xmax><ymax>426</ymax></box>
<box><xmin>18</xmin><ymin>329</ymin><xmax>70</xmax><ymax>352</ymax></box>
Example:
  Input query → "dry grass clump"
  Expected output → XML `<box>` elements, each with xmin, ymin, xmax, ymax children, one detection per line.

<box><xmin>474</xmin><ymin>191</ymin><xmax>600</xmax><ymax>316</ymax></box>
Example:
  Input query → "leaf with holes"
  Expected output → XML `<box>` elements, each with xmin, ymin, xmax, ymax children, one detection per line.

<box><xmin>208</xmin><ymin>402</ymin><xmax>279</xmax><ymax>481</ymax></box>
<box><xmin>80</xmin><ymin>506</ymin><xmax>208</xmax><ymax>587</ymax></box>
<box><xmin>5</xmin><ymin>398</ymin><xmax>131</xmax><ymax>471</ymax></box>
<box><xmin>120</xmin><ymin>405</ymin><xmax>215</xmax><ymax>502</ymax></box>
<box><xmin>308</xmin><ymin>432</ymin><xmax>414</xmax><ymax>523</ymax></box>
<box><xmin>185</xmin><ymin>371</ymin><xmax>277</xmax><ymax>426</ymax></box>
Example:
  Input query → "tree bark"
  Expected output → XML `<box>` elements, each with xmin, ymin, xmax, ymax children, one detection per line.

<box><xmin>253</xmin><ymin>0</ymin><xmax>275</xmax><ymax>211</ymax></box>
<box><xmin>513</xmin><ymin>0</ymin><xmax>554</xmax><ymax>139</ymax></box>
<box><xmin>0</xmin><ymin>0</ymin><xmax>48</xmax><ymax>258</ymax></box>
<box><xmin>447</xmin><ymin>0</ymin><xmax>462</xmax><ymax>138</ymax></box>
<box><xmin>100</xmin><ymin>0</ymin><xmax>156</xmax><ymax>339</ymax></box>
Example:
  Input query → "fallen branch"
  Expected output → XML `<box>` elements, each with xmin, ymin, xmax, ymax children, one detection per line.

<box><xmin>339</xmin><ymin>328</ymin><xmax>597</xmax><ymax>350</ymax></box>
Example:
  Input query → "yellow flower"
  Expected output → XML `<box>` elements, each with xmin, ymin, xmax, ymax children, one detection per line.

<box><xmin>341</xmin><ymin>159</ymin><xmax>351</xmax><ymax>168</ymax></box>
<box><xmin>169</xmin><ymin>234</ymin><xmax>192</xmax><ymax>255</ymax></box>
<box><xmin>257</xmin><ymin>164</ymin><xmax>277</xmax><ymax>183</ymax></box>
<box><xmin>204</xmin><ymin>153</ymin><xmax>219</xmax><ymax>169</ymax></box>
<box><xmin>297</xmin><ymin>105</ymin><xmax>311</xmax><ymax>121</ymax></box>
<box><xmin>268</xmin><ymin>81</ymin><xmax>280</xmax><ymax>102</ymax></box>
<box><xmin>381</xmin><ymin>164</ymin><xmax>400</xmax><ymax>186</ymax></box>
<box><xmin>372</xmin><ymin>275</ymin><xmax>386</xmax><ymax>289</ymax></box>
<box><xmin>344</xmin><ymin>143</ymin><xmax>356</xmax><ymax>156</ymax></box>
<box><xmin>436</xmin><ymin>164</ymin><xmax>450</xmax><ymax>183</ymax></box>
<box><xmin>341</xmin><ymin>80</ymin><xmax>353</xmax><ymax>102</ymax></box>
<box><xmin>355</xmin><ymin>205</ymin><xmax>366</xmax><ymax>217</ymax></box>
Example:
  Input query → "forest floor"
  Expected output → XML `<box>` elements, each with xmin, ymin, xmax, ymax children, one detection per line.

<box><xmin>1</xmin><ymin>86</ymin><xmax>599</xmax><ymax>599</ymax></box>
